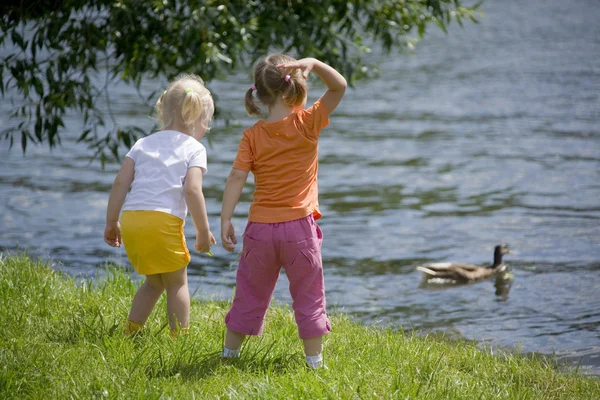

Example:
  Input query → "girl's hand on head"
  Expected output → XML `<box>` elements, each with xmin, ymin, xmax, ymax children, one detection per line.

<box><xmin>277</xmin><ymin>58</ymin><xmax>316</xmax><ymax>79</ymax></box>
<box><xmin>104</xmin><ymin>222</ymin><xmax>122</xmax><ymax>247</ymax></box>
<box><xmin>195</xmin><ymin>230</ymin><xmax>216</xmax><ymax>254</ymax></box>
<box><xmin>221</xmin><ymin>219</ymin><xmax>237</xmax><ymax>252</ymax></box>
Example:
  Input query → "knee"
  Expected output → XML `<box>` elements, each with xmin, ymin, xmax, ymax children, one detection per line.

<box><xmin>164</xmin><ymin>282</ymin><xmax>187</xmax><ymax>295</ymax></box>
<box><xmin>163</xmin><ymin>276</ymin><xmax>187</xmax><ymax>295</ymax></box>
<box><xmin>145</xmin><ymin>276</ymin><xmax>164</xmax><ymax>292</ymax></box>
<box><xmin>160</xmin><ymin>269</ymin><xmax>188</xmax><ymax>292</ymax></box>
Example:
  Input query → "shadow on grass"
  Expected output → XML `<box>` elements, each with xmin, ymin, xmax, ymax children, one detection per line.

<box><xmin>145</xmin><ymin>351</ymin><xmax>306</xmax><ymax>381</ymax></box>
<box><xmin>144</xmin><ymin>336</ymin><xmax>307</xmax><ymax>381</ymax></box>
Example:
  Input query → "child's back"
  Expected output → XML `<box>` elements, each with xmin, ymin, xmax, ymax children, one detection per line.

<box><xmin>124</xmin><ymin>130</ymin><xmax>206</xmax><ymax>220</ymax></box>
<box><xmin>220</xmin><ymin>55</ymin><xmax>347</xmax><ymax>368</ymax></box>
<box><xmin>233</xmin><ymin>100</ymin><xmax>329</xmax><ymax>223</ymax></box>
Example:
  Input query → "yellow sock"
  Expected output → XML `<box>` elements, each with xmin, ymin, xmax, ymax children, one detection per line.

<box><xmin>124</xmin><ymin>320</ymin><xmax>144</xmax><ymax>336</ymax></box>
<box><xmin>170</xmin><ymin>327</ymin><xmax>189</xmax><ymax>338</ymax></box>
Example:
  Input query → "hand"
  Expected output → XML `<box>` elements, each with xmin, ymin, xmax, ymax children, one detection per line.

<box><xmin>276</xmin><ymin>57</ymin><xmax>316</xmax><ymax>79</ymax></box>
<box><xmin>195</xmin><ymin>230</ymin><xmax>216</xmax><ymax>254</ymax></box>
<box><xmin>221</xmin><ymin>219</ymin><xmax>238</xmax><ymax>252</ymax></box>
<box><xmin>104</xmin><ymin>221</ymin><xmax>122</xmax><ymax>247</ymax></box>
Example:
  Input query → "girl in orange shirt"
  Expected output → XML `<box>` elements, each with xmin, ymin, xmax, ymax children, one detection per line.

<box><xmin>220</xmin><ymin>55</ymin><xmax>346</xmax><ymax>368</ymax></box>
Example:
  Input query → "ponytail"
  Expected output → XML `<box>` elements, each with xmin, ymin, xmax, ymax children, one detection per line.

<box><xmin>181</xmin><ymin>91</ymin><xmax>204</xmax><ymax>126</ymax></box>
<box><xmin>282</xmin><ymin>76</ymin><xmax>307</xmax><ymax>108</ymax></box>
<box><xmin>245</xmin><ymin>87</ymin><xmax>261</xmax><ymax>117</ymax></box>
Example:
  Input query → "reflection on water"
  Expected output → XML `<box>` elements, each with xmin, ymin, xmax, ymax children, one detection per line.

<box><xmin>494</xmin><ymin>274</ymin><xmax>513</xmax><ymax>301</ymax></box>
<box><xmin>1</xmin><ymin>0</ymin><xmax>600</xmax><ymax>375</ymax></box>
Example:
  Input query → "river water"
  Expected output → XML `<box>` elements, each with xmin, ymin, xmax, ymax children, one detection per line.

<box><xmin>1</xmin><ymin>0</ymin><xmax>599</xmax><ymax>375</ymax></box>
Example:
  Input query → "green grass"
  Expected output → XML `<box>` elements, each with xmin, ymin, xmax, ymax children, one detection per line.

<box><xmin>1</xmin><ymin>253</ymin><xmax>598</xmax><ymax>399</ymax></box>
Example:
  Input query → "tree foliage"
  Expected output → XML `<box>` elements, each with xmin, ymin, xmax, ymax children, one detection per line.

<box><xmin>0</xmin><ymin>0</ymin><xmax>481</xmax><ymax>162</ymax></box>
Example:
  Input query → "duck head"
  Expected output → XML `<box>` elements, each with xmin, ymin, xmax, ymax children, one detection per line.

<box><xmin>493</xmin><ymin>244</ymin><xmax>511</xmax><ymax>267</ymax></box>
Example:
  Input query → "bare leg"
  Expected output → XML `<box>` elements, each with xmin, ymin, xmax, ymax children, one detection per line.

<box><xmin>161</xmin><ymin>267</ymin><xmax>190</xmax><ymax>330</ymax></box>
<box><xmin>303</xmin><ymin>336</ymin><xmax>325</xmax><ymax>368</ymax></box>
<box><xmin>224</xmin><ymin>329</ymin><xmax>246</xmax><ymax>350</ymax></box>
<box><xmin>303</xmin><ymin>336</ymin><xmax>323</xmax><ymax>356</ymax></box>
<box><xmin>128</xmin><ymin>274</ymin><xmax>165</xmax><ymax>324</ymax></box>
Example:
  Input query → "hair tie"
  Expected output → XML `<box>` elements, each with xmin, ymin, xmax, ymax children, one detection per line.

<box><xmin>185</xmin><ymin>88</ymin><xmax>192</xmax><ymax>94</ymax></box>
<box><xmin>251</xmin><ymin>84</ymin><xmax>256</xmax><ymax>91</ymax></box>
<box><xmin>284</xmin><ymin>75</ymin><xmax>291</xmax><ymax>82</ymax></box>
<box><xmin>163</xmin><ymin>90</ymin><xmax>167</xmax><ymax>95</ymax></box>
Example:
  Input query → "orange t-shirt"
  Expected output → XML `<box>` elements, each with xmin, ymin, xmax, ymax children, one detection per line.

<box><xmin>232</xmin><ymin>100</ymin><xmax>330</xmax><ymax>223</ymax></box>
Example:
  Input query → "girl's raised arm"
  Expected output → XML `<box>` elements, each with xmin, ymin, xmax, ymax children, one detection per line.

<box><xmin>277</xmin><ymin>58</ymin><xmax>347</xmax><ymax>114</ymax></box>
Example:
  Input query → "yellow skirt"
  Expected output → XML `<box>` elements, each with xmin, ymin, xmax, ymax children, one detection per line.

<box><xmin>120</xmin><ymin>210</ymin><xmax>191</xmax><ymax>275</ymax></box>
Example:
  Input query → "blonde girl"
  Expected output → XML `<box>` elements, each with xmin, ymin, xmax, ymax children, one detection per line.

<box><xmin>220</xmin><ymin>55</ymin><xmax>347</xmax><ymax>368</ymax></box>
<box><xmin>104</xmin><ymin>74</ymin><xmax>216</xmax><ymax>337</ymax></box>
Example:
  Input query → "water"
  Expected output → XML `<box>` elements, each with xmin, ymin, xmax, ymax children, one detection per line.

<box><xmin>2</xmin><ymin>0</ymin><xmax>599</xmax><ymax>375</ymax></box>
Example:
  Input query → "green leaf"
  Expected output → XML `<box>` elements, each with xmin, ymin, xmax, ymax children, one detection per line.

<box><xmin>21</xmin><ymin>129</ymin><xmax>28</xmax><ymax>153</ymax></box>
<box><xmin>33</xmin><ymin>77</ymin><xmax>44</xmax><ymax>96</ymax></box>
<box><xmin>34</xmin><ymin>105</ymin><xmax>42</xmax><ymax>141</ymax></box>
<box><xmin>435</xmin><ymin>18</ymin><xmax>448</xmax><ymax>34</ymax></box>
<box><xmin>11</xmin><ymin>30</ymin><xmax>25</xmax><ymax>49</ymax></box>
<box><xmin>78</xmin><ymin>129</ymin><xmax>92</xmax><ymax>143</ymax></box>
<box><xmin>0</xmin><ymin>64</ymin><xmax>4</xmax><ymax>95</ymax></box>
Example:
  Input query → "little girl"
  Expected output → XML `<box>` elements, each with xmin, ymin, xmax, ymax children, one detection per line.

<box><xmin>104</xmin><ymin>74</ymin><xmax>216</xmax><ymax>337</ymax></box>
<box><xmin>220</xmin><ymin>55</ymin><xmax>346</xmax><ymax>368</ymax></box>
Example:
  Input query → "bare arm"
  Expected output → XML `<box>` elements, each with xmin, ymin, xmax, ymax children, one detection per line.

<box><xmin>184</xmin><ymin>167</ymin><xmax>215</xmax><ymax>253</ymax></box>
<box><xmin>184</xmin><ymin>167</ymin><xmax>209</xmax><ymax>233</ymax></box>
<box><xmin>278</xmin><ymin>57</ymin><xmax>347</xmax><ymax>114</ymax></box>
<box><xmin>221</xmin><ymin>168</ymin><xmax>249</xmax><ymax>252</ymax></box>
<box><xmin>104</xmin><ymin>157</ymin><xmax>135</xmax><ymax>247</ymax></box>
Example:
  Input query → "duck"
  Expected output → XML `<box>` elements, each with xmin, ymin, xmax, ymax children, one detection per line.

<box><xmin>417</xmin><ymin>244</ymin><xmax>511</xmax><ymax>283</ymax></box>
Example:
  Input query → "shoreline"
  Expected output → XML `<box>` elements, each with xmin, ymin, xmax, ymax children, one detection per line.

<box><xmin>1</xmin><ymin>252</ymin><xmax>598</xmax><ymax>398</ymax></box>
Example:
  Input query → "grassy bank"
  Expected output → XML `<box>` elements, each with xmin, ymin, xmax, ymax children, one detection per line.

<box><xmin>1</xmin><ymin>253</ymin><xmax>598</xmax><ymax>399</ymax></box>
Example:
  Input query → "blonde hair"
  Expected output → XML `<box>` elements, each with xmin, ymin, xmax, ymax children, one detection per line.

<box><xmin>245</xmin><ymin>54</ymin><xmax>308</xmax><ymax>117</ymax></box>
<box><xmin>155</xmin><ymin>74</ymin><xmax>214</xmax><ymax>132</ymax></box>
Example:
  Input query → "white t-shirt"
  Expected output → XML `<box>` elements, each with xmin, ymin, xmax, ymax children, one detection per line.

<box><xmin>122</xmin><ymin>130</ymin><xmax>207</xmax><ymax>220</ymax></box>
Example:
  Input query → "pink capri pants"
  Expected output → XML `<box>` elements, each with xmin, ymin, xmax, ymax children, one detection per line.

<box><xmin>225</xmin><ymin>215</ymin><xmax>331</xmax><ymax>339</ymax></box>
